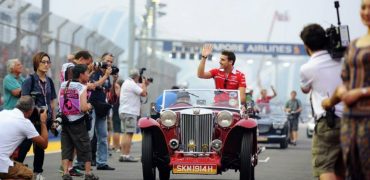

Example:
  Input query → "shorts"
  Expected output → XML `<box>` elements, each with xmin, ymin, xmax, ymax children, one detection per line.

<box><xmin>312</xmin><ymin>116</ymin><xmax>344</xmax><ymax>177</ymax></box>
<box><xmin>289</xmin><ymin>116</ymin><xmax>299</xmax><ymax>131</ymax></box>
<box><xmin>61</xmin><ymin>121</ymin><xmax>91</xmax><ymax>163</ymax></box>
<box><xmin>112</xmin><ymin>114</ymin><xmax>122</xmax><ymax>133</ymax></box>
<box><xmin>119</xmin><ymin>113</ymin><xmax>138</xmax><ymax>134</ymax></box>
<box><xmin>0</xmin><ymin>161</ymin><xmax>33</xmax><ymax>179</ymax></box>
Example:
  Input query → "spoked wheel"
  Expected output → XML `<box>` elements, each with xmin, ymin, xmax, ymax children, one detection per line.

<box><xmin>240</xmin><ymin>132</ymin><xmax>255</xmax><ymax>180</ymax></box>
<box><xmin>142</xmin><ymin>130</ymin><xmax>156</xmax><ymax>180</ymax></box>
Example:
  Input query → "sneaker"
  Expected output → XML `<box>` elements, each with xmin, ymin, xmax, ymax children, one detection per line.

<box><xmin>69</xmin><ymin>167</ymin><xmax>84</xmax><ymax>177</ymax></box>
<box><xmin>96</xmin><ymin>164</ymin><xmax>115</xmax><ymax>170</ymax></box>
<box><xmin>62</xmin><ymin>174</ymin><xmax>73</xmax><ymax>180</ymax></box>
<box><xmin>119</xmin><ymin>155</ymin><xmax>139</xmax><ymax>162</ymax></box>
<box><xmin>115</xmin><ymin>149</ymin><xmax>121</xmax><ymax>153</ymax></box>
<box><xmin>84</xmin><ymin>173</ymin><xmax>99</xmax><ymax>180</ymax></box>
<box><xmin>35</xmin><ymin>173</ymin><xmax>45</xmax><ymax>180</ymax></box>
<box><xmin>73</xmin><ymin>164</ymin><xmax>85</xmax><ymax>171</ymax></box>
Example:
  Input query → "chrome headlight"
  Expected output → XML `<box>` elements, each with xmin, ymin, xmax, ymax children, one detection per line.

<box><xmin>211</xmin><ymin>139</ymin><xmax>222</xmax><ymax>151</ymax></box>
<box><xmin>272</xmin><ymin>121</ymin><xmax>285</xmax><ymax>129</ymax></box>
<box><xmin>160</xmin><ymin>110</ymin><xmax>177</xmax><ymax>127</ymax></box>
<box><xmin>217</xmin><ymin>110</ymin><xmax>233</xmax><ymax>128</ymax></box>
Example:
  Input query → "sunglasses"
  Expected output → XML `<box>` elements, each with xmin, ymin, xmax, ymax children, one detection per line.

<box><xmin>224</xmin><ymin>78</ymin><xmax>228</xmax><ymax>89</ymax></box>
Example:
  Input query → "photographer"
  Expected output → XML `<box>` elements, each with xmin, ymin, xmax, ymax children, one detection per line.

<box><xmin>299</xmin><ymin>24</ymin><xmax>344</xmax><ymax>179</ymax></box>
<box><xmin>16</xmin><ymin>52</ymin><xmax>57</xmax><ymax>180</ymax></box>
<box><xmin>60</xmin><ymin>51</ymin><xmax>96</xmax><ymax>91</ymax></box>
<box><xmin>0</xmin><ymin>96</ymin><xmax>48</xmax><ymax>180</ymax></box>
<box><xmin>3</xmin><ymin>58</ymin><xmax>24</xmax><ymax>110</ymax></box>
<box><xmin>59</xmin><ymin>64</ymin><xmax>98</xmax><ymax>180</ymax></box>
<box><xmin>118</xmin><ymin>69</ymin><xmax>148</xmax><ymax>162</ymax></box>
<box><xmin>88</xmin><ymin>53</ymin><xmax>115</xmax><ymax>170</ymax></box>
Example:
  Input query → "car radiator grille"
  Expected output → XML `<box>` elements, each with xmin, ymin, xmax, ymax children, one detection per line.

<box><xmin>180</xmin><ymin>114</ymin><xmax>214</xmax><ymax>152</ymax></box>
<box><xmin>258</xmin><ymin>124</ymin><xmax>271</xmax><ymax>134</ymax></box>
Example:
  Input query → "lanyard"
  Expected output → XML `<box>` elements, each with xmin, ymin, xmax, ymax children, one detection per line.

<box><xmin>38</xmin><ymin>79</ymin><xmax>48</xmax><ymax>107</ymax></box>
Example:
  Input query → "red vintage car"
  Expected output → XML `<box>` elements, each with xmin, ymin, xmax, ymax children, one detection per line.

<box><xmin>138</xmin><ymin>89</ymin><xmax>258</xmax><ymax>180</ymax></box>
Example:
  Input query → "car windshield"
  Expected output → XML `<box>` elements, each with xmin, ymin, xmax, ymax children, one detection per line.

<box><xmin>256</xmin><ymin>102</ymin><xmax>285</xmax><ymax>117</ymax></box>
<box><xmin>160</xmin><ymin>89</ymin><xmax>241</xmax><ymax>111</ymax></box>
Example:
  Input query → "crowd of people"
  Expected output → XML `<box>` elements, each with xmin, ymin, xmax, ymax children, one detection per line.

<box><xmin>0</xmin><ymin>49</ymin><xmax>151</xmax><ymax>180</ymax></box>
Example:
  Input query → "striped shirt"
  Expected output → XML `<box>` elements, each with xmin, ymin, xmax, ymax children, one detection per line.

<box><xmin>342</xmin><ymin>39</ymin><xmax>370</xmax><ymax>117</ymax></box>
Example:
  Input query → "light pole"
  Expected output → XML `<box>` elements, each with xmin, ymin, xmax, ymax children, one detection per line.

<box><xmin>256</xmin><ymin>11</ymin><xmax>289</xmax><ymax>95</ymax></box>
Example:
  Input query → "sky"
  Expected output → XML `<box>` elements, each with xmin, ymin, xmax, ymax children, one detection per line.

<box><xmin>23</xmin><ymin>0</ymin><xmax>365</xmax><ymax>43</ymax></box>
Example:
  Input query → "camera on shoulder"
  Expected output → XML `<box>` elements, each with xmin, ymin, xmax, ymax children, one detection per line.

<box><xmin>325</xmin><ymin>1</ymin><xmax>350</xmax><ymax>59</ymax></box>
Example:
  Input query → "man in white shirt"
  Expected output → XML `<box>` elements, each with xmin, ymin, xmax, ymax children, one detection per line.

<box><xmin>118</xmin><ymin>69</ymin><xmax>148</xmax><ymax>162</ymax></box>
<box><xmin>299</xmin><ymin>24</ymin><xmax>344</xmax><ymax>180</ymax></box>
<box><xmin>0</xmin><ymin>96</ymin><xmax>48</xmax><ymax>179</ymax></box>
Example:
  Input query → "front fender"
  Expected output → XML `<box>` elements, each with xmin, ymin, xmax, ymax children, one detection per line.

<box><xmin>221</xmin><ymin>118</ymin><xmax>258</xmax><ymax>160</ymax></box>
<box><xmin>139</xmin><ymin>117</ymin><xmax>171</xmax><ymax>166</ymax></box>
<box><xmin>234</xmin><ymin>118</ymin><xmax>258</xmax><ymax>129</ymax></box>
<box><xmin>138</xmin><ymin>117</ymin><xmax>160</xmax><ymax>129</ymax></box>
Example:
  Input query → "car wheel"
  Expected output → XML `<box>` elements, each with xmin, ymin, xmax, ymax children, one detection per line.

<box><xmin>280</xmin><ymin>139</ymin><xmax>288</xmax><ymax>149</ymax></box>
<box><xmin>240</xmin><ymin>131</ymin><xmax>254</xmax><ymax>180</ymax></box>
<box><xmin>306</xmin><ymin>129</ymin><xmax>312</xmax><ymax>138</ymax></box>
<box><xmin>142</xmin><ymin>130</ymin><xmax>156</xmax><ymax>180</ymax></box>
<box><xmin>158</xmin><ymin>166</ymin><xmax>170</xmax><ymax>180</ymax></box>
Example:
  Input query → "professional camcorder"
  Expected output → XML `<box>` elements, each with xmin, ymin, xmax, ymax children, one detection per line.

<box><xmin>93</xmin><ymin>62</ymin><xmax>119</xmax><ymax>75</ymax></box>
<box><xmin>139</xmin><ymin>67</ymin><xmax>153</xmax><ymax>83</ymax></box>
<box><xmin>325</xmin><ymin>1</ymin><xmax>350</xmax><ymax>59</ymax></box>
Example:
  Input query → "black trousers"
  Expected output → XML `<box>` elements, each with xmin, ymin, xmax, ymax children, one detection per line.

<box><xmin>15</xmin><ymin>121</ymin><xmax>50</xmax><ymax>173</ymax></box>
<box><xmin>91</xmin><ymin>131</ymin><xmax>97</xmax><ymax>163</ymax></box>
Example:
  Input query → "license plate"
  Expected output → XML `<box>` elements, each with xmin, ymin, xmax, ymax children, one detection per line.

<box><xmin>173</xmin><ymin>164</ymin><xmax>217</xmax><ymax>175</ymax></box>
<box><xmin>258</xmin><ymin>136</ymin><xmax>268</xmax><ymax>142</ymax></box>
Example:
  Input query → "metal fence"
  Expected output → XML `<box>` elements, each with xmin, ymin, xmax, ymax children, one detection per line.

<box><xmin>0</xmin><ymin>0</ymin><xmax>124</xmax><ymax>95</ymax></box>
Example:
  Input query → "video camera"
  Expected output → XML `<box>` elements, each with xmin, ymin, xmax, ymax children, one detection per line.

<box><xmin>326</xmin><ymin>1</ymin><xmax>350</xmax><ymax>59</ymax></box>
<box><xmin>93</xmin><ymin>62</ymin><xmax>119</xmax><ymax>75</ymax></box>
<box><xmin>139</xmin><ymin>67</ymin><xmax>153</xmax><ymax>83</ymax></box>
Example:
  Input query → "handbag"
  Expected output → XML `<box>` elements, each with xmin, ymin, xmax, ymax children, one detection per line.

<box><xmin>90</xmin><ymin>100</ymin><xmax>112</xmax><ymax>118</ymax></box>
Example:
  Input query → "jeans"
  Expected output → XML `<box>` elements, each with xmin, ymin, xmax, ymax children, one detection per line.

<box><xmin>89</xmin><ymin>110</ymin><xmax>108</xmax><ymax>167</ymax></box>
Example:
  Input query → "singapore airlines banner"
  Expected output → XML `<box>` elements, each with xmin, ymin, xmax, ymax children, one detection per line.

<box><xmin>162</xmin><ymin>41</ymin><xmax>306</xmax><ymax>56</ymax></box>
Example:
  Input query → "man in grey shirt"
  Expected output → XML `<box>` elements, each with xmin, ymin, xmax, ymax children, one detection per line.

<box><xmin>284</xmin><ymin>90</ymin><xmax>302</xmax><ymax>145</ymax></box>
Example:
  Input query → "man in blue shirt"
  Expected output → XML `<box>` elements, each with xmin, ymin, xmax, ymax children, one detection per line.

<box><xmin>3</xmin><ymin>59</ymin><xmax>24</xmax><ymax>110</ymax></box>
<box><xmin>88</xmin><ymin>53</ymin><xmax>115</xmax><ymax>170</ymax></box>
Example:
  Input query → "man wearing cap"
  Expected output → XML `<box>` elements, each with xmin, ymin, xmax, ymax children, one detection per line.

<box><xmin>197</xmin><ymin>44</ymin><xmax>246</xmax><ymax>104</ymax></box>
<box><xmin>118</xmin><ymin>69</ymin><xmax>148</xmax><ymax>162</ymax></box>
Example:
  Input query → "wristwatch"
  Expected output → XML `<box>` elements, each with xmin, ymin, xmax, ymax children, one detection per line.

<box><xmin>361</xmin><ymin>88</ymin><xmax>368</xmax><ymax>95</ymax></box>
<box><xmin>201</xmin><ymin>55</ymin><xmax>207</xmax><ymax>59</ymax></box>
